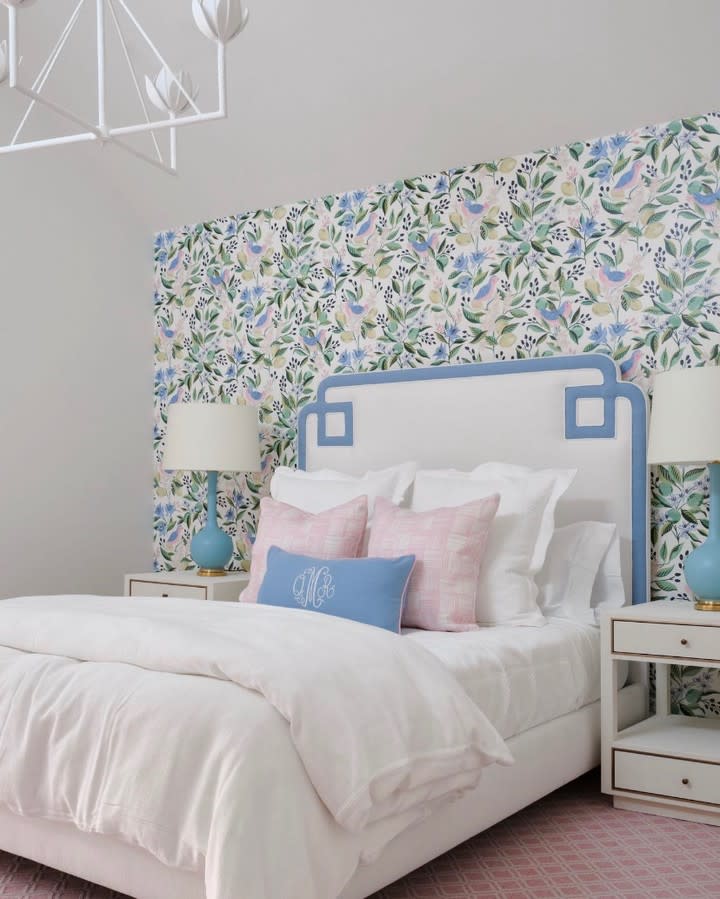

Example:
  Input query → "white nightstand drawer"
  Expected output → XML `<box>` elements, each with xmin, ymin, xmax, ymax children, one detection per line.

<box><xmin>613</xmin><ymin>620</ymin><xmax>719</xmax><ymax>661</ymax></box>
<box><xmin>128</xmin><ymin>579</ymin><xmax>207</xmax><ymax>601</ymax></box>
<box><xmin>614</xmin><ymin>749</ymin><xmax>720</xmax><ymax>806</ymax></box>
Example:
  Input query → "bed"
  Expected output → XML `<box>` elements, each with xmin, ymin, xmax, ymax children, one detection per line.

<box><xmin>0</xmin><ymin>353</ymin><xmax>650</xmax><ymax>899</ymax></box>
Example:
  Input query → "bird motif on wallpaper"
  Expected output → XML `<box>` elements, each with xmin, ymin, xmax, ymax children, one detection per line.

<box><xmin>689</xmin><ymin>186</ymin><xmax>720</xmax><ymax>213</ymax></box>
<box><xmin>463</xmin><ymin>198</ymin><xmax>485</xmax><ymax>215</ymax></box>
<box><xmin>471</xmin><ymin>275</ymin><xmax>498</xmax><ymax>308</ymax></box>
<box><xmin>245</xmin><ymin>385</ymin><xmax>263</xmax><ymax>403</ymax></box>
<box><xmin>354</xmin><ymin>213</ymin><xmax>377</xmax><ymax>240</ymax></box>
<box><xmin>537</xmin><ymin>300</ymin><xmax>571</xmax><ymax>323</ymax></box>
<box><xmin>245</xmin><ymin>237</ymin><xmax>268</xmax><ymax>257</ymax></box>
<box><xmin>619</xmin><ymin>349</ymin><xmax>643</xmax><ymax>380</ymax></box>
<box><xmin>253</xmin><ymin>309</ymin><xmax>272</xmax><ymax>332</ymax></box>
<box><xmin>300</xmin><ymin>329</ymin><xmax>326</xmax><ymax>348</ymax></box>
<box><xmin>598</xmin><ymin>263</ymin><xmax>631</xmax><ymax>290</ymax></box>
<box><xmin>612</xmin><ymin>160</ymin><xmax>643</xmax><ymax>194</ymax></box>
<box><xmin>409</xmin><ymin>232</ymin><xmax>437</xmax><ymax>254</ymax></box>
<box><xmin>345</xmin><ymin>295</ymin><xmax>367</xmax><ymax>317</ymax></box>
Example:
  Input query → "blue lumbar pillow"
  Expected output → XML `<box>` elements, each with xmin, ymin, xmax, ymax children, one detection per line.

<box><xmin>257</xmin><ymin>546</ymin><xmax>416</xmax><ymax>633</ymax></box>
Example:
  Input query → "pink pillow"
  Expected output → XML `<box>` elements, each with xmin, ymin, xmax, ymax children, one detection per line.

<box><xmin>367</xmin><ymin>495</ymin><xmax>500</xmax><ymax>631</ymax></box>
<box><xmin>241</xmin><ymin>495</ymin><xmax>368</xmax><ymax>603</ymax></box>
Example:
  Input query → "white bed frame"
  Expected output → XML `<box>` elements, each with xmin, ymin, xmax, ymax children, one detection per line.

<box><xmin>0</xmin><ymin>354</ymin><xmax>650</xmax><ymax>899</ymax></box>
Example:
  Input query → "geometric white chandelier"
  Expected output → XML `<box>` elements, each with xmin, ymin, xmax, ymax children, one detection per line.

<box><xmin>0</xmin><ymin>0</ymin><xmax>249</xmax><ymax>174</ymax></box>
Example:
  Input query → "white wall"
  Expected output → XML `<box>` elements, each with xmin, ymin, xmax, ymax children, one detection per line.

<box><xmin>134</xmin><ymin>0</ymin><xmax>720</xmax><ymax>229</ymax></box>
<box><xmin>0</xmin><ymin>149</ymin><xmax>153</xmax><ymax>598</ymax></box>
<box><xmin>1</xmin><ymin>0</ymin><xmax>718</xmax><ymax>596</ymax></box>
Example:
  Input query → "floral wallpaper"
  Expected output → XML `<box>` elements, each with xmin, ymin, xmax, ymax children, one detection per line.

<box><xmin>154</xmin><ymin>111</ymin><xmax>720</xmax><ymax>716</ymax></box>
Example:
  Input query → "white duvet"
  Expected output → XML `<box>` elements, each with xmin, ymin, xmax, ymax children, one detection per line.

<box><xmin>0</xmin><ymin>596</ymin><xmax>511</xmax><ymax>899</ymax></box>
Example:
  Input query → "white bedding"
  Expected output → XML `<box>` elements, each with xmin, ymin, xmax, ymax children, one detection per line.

<box><xmin>406</xmin><ymin>618</ymin><xmax>603</xmax><ymax>740</ymax></box>
<box><xmin>0</xmin><ymin>595</ymin><xmax>511</xmax><ymax>899</ymax></box>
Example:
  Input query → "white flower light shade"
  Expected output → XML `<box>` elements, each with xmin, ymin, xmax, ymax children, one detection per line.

<box><xmin>192</xmin><ymin>0</ymin><xmax>249</xmax><ymax>44</ymax></box>
<box><xmin>0</xmin><ymin>41</ymin><xmax>7</xmax><ymax>86</ymax></box>
<box><xmin>145</xmin><ymin>66</ymin><xmax>197</xmax><ymax>115</ymax></box>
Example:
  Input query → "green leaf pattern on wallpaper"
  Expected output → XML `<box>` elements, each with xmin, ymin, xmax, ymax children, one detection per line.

<box><xmin>154</xmin><ymin>112</ymin><xmax>720</xmax><ymax>716</ymax></box>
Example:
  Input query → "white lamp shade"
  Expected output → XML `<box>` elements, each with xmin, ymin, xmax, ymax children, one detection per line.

<box><xmin>163</xmin><ymin>403</ymin><xmax>261</xmax><ymax>472</ymax></box>
<box><xmin>648</xmin><ymin>366</ymin><xmax>720</xmax><ymax>465</ymax></box>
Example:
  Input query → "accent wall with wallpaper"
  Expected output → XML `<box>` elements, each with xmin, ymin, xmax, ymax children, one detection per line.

<box><xmin>154</xmin><ymin>111</ymin><xmax>720</xmax><ymax>715</ymax></box>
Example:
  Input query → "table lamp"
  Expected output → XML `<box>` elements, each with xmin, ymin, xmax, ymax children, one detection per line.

<box><xmin>648</xmin><ymin>365</ymin><xmax>720</xmax><ymax>610</ymax></box>
<box><xmin>163</xmin><ymin>402</ymin><xmax>261</xmax><ymax>576</ymax></box>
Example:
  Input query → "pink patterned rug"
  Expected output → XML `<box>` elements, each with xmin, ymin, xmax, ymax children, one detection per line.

<box><xmin>1</xmin><ymin>771</ymin><xmax>718</xmax><ymax>898</ymax></box>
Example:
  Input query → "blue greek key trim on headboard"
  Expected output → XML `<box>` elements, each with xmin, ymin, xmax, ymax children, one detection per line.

<box><xmin>298</xmin><ymin>354</ymin><xmax>648</xmax><ymax>604</ymax></box>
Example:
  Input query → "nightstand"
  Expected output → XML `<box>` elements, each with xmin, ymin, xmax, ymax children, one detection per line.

<box><xmin>601</xmin><ymin>600</ymin><xmax>720</xmax><ymax>825</ymax></box>
<box><xmin>125</xmin><ymin>571</ymin><xmax>250</xmax><ymax>603</ymax></box>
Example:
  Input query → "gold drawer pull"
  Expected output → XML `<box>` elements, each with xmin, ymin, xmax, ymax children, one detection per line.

<box><xmin>682</xmin><ymin>778</ymin><xmax>690</xmax><ymax>786</ymax></box>
<box><xmin>680</xmin><ymin>638</ymin><xmax>688</xmax><ymax>646</ymax></box>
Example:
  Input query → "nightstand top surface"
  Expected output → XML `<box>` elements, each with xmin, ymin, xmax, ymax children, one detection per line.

<box><xmin>127</xmin><ymin>571</ymin><xmax>250</xmax><ymax>586</ymax></box>
<box><xmin>608</xmin><ymin>599</ymin><xmax>720</xmax><ymax>626</ymax></box>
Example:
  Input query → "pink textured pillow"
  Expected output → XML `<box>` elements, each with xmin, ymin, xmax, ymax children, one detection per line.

<box><xmin>367</xmin><ymin>495</ymin><xmax>500</xmax><ymax>631</ymax></box>
<box><xmin>241</xmin><ymin>495</ymin><xmax>368</xmax><ymax>603</ymax></box>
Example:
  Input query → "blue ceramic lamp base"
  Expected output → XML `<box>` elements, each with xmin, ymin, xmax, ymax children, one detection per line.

<box><xmin>684</xmin><ymin>462</ymin><xmax>720</xmax><ymax>611</ymax></box>
<box><xmin>191</xmin><ymin>471</ymin><xmax>234</xmax><ymax>577</ymax></box>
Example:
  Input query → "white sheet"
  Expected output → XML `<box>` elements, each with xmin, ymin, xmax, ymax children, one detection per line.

<box><xmin>405</xmin><ymin>618</ymin><xmax>602</xmax><ymax>740</ymax></box>
<box><xmin>0</xmin><ymin>596</ymin><xmax>511</xmax><ymax>899</ymax></box>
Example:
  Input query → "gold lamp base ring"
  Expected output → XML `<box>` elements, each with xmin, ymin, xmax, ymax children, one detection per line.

<box><xmin>197</xmin><ymin>568</ymin><xmax>228</xmax><ymax>578</ymax></box>
<box><xmin>694</xmin><ymin>599</ymin><xmax>720</xmax><ymax>612</ymax></box>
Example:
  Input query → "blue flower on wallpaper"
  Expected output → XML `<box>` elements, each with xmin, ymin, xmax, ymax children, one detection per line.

<box><xmin>590</xmin><ymin>138</ymin><xmax>608</xmax><ymax>158</ymax></box>
<box><xmin>609</xmin><ymin>133</ymin><xmax>630</xmax><ymax>153</ymax></box>
<box><xmin>579</xmin><ymin>215</ymin><xmax>600</xmax><ymax>238</ymax></box>
<box><xmin>592</xmin><ymin>162</ymin><xmax>612</xmax><ymax>183</ymax></box>
<box><xmin>444</xmin><ymin>323</ymin><xmax>461</xmax><ymax>342</ymax></box>
<box><xmin>608</xmin><ymin>321</ymin><xmax>630</xmax><ymax>339</ymax></box>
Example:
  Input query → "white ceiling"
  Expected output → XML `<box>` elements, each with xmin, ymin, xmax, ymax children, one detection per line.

<box><xmin>3</xmin><ymin>0</ymin><xmax>720</xmax><ymax>233</ymax></box>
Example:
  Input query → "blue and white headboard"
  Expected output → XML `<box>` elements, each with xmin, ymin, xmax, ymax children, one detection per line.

<box><xmin>298</xmin><ymin>354</ymin><xmax>648</xmax><ymax>605</ymax></box>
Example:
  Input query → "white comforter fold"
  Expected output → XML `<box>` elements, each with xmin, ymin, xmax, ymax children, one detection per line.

<box><xmin>0</xmin><ymin>596</ymin><xmax>511</xmax><ymax>899</ymax></box>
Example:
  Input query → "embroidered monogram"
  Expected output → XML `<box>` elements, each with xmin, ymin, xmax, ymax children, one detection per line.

<box><xmin>292</xmin><ymin>566</ymin><xmax>336</xmax><ymax>609</ymax></box>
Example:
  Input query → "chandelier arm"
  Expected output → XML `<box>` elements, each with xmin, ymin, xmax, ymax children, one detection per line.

<box><xmin>114</xmin><ymin>0</ymin><xmax>202</xmax><ymax>117</ymax></box>
<box><xmin>0</xmin><ymin>132</ymin><xmax>98</xmax><ymax>154</ymax></box>
<box><xmin>109</xmin><ymin>109</ymin><xmax>224</xmax><ymax>138</ymax></box>
<box><xmin>7</xmin><ymin>3</ymin><xmax>18</xmax><ymax>87</ymax></box>
<box><xmin>11</xmin><ymin>0</ymin><xmax>87</xmax><ymax>147</ymax></box>
<box><xmin>96</xmin><ymin>0</ymin><xmax>106</xmax><ymax>132</ymax></box>
<box><xmin>14</xmin><ymin>83</ymin><xmax>102</xmax><ymax>137</ymax></box>
<box><xmin>107</xmin><ymin>0</ymin><xmax>163</xmax><ymax>164</ymax></box>
<box><xmin>111</xmin><ymin>135</ymin><xmax>176</xmax><ymax>175</ymax></box>
<box><xmin>217</xmin><ymin>42</ymin><xmax>226</xmax><ymax>116</ymax></box>
<box><xmin>169</xmin><ymin>111</ymin><xmax>176</xmax><ymax>170</ymax></box>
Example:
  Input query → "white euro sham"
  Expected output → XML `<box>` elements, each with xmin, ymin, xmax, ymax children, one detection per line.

<box><xmin>411</xmin><ymin>464</ymin><xmax>576</xmax><ymax>627</ymax></box>
<box><xmin>537</xmin><ymin>521</ymin><xmax>617</xmax><ymax>624</ymax></box>
<box><xmin>270</xmin><ymin>461</ymin><xmax>417</xmax><ymax>515</ymax></box>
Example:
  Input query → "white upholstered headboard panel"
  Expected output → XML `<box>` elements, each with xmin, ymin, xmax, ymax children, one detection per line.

<box><xmin>297</xmin><ymin>354</ymin><xmax>648</xmax><ymax>605</ymax></box>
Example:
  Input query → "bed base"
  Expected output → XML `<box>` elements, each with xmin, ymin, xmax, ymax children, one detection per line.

<box><xmin>0</xmin><ymin>684</ymin><xmax>646</xmax><ymax>899</ymax></box>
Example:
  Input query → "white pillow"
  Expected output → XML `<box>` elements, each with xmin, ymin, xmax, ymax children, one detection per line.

<box><xmin>591</xmin><ymin>531</ymin><xmax>626</xmax><ymax>620</ymax></box>
<box><xmin>270</xmin><ymin>462</ymin><xmax>417</xmax><ymax>516</ymax></box>
<box><xmin>469</xmin><ymin>463</ymin><xmax>577</xmax><ymax>570</ymax></box>
<box><xmin>537</xmin><ymin>522</ymin><xmax>617</xmax><ymax>625</ymax></box>
<box><xmin>412</xmin><ymin>464</ymin><xmax>576</xmax><ymax>626</ymax></box>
